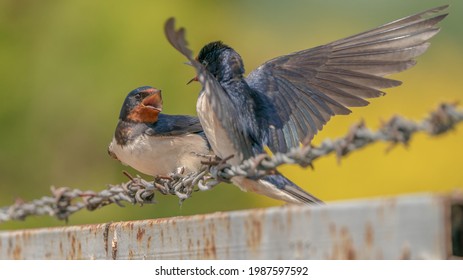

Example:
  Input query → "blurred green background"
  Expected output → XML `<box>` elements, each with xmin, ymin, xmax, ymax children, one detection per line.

<box><xmin>1</xmin><ymin>0</ymin><xmax>462</xmax><ymax>230</ymax></box>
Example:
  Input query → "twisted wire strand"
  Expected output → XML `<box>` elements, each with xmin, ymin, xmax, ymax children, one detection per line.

<box><xmin>1</xmin><ymin>102</ymin><xmax>462</xmax><ymax>223</ymax></box>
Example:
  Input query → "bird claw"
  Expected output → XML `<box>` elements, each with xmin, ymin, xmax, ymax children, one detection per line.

<box><xmin>122</xmin><ymin>170</ymin><xmax>136</xmax><ymax>182</ymax></box>
<box><xmin>192</xmin><ymin>152</ymin><xmax>215</xmax><ymax>159</ymax></box>
<box><xmin>201</xmin><ymin>154</ymin><xmax>233</xmax><ymax>166</ymax></box>
<box><xmin>155</xmin><ymin>174</ymin><xmax>174</xmax><ymax>180</ymax></box>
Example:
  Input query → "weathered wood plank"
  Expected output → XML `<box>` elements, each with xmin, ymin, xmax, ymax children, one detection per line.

<box><xmin>0</xmin><ymin>193</ymin><xmax>460</xmax><ymax>259</ymax></box>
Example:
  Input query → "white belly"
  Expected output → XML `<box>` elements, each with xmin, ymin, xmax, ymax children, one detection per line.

<box><xmin>196</xmin><ymin>93</ymin><xmax>240</xmax><ymax>165</ymax></box>
<box><xmin>108</xmin><ymin>134</ymin><xmax>209</xmax><ymax>176</ymax></box>
<box><xmin>196</xmin><ymin>93</ymin><xmax>298</xmax><ymax>202</ymax></box>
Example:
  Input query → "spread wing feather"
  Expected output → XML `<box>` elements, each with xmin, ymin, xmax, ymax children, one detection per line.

<box><xmin>245</xmin><ymin>5</ymin><xmax>448</xmax><ymax>153</ymax></box>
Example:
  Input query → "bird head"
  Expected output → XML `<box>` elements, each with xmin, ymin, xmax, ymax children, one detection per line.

<box><xmin>192</xmin><ymin>41</ymin><xmax>245</xmax><ymax>83</ymax></box>
<box><xmin>119</xmin><ymin>86</ymin><xmax>163</xmax><ymax>123</ymax></box>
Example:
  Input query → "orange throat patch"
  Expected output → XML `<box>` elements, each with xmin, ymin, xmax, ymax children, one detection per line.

<box><xmin>127</xmin><ymin>105</ymin><xmax>160</xmax><ymax>123</ymax></box>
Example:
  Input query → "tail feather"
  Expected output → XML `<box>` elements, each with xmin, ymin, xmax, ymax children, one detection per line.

<box><xmin>261</xmin><ymin>173</ymin><xmax>323</xmax><ymax>205</ymax></box>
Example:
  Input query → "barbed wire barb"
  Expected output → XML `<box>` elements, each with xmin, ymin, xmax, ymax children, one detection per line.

<box><xmin>1</xmin><ymin>102</ymin><xmax>462</xmax><ymax>223</ymax></box>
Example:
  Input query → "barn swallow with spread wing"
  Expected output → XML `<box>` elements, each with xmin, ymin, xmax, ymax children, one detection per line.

<box><xmin>108</xmin><ymin>86</ymin><xmax>210</xmax><ymax>177</ymax></box>
<box><xmin>164</xmin><ymin>6</ymin><xmax>448</xmax><ymax>203</ymax></box>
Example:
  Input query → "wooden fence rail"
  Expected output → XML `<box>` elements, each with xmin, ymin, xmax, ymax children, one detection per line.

<box><xmin>0</xmin><ymin>192</ymin><xmax>462</xmax><ymax>259</ymax></box>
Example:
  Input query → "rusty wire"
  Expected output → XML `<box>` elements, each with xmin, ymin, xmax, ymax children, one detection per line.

<box><xmin>1</xmin><ymin>102</ymin><xmax>462</xmax><ymax>223</ymax></box>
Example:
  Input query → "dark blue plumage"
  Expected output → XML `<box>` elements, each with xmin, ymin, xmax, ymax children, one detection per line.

<box><xmin>147</xmin><ymin>114</ymin><xmax>205</xmax><ymax>137</ymax></box>
<box><xmin>164</xmin><ymin>6</ymin><xmax>447</xmax><ymax>204</ymax></box>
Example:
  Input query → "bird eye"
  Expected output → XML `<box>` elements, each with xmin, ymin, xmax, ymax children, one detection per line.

<box><xmin>135</xmin><ymin>93</ymin><xmax>142</xmax><ymax>100</ymax></box>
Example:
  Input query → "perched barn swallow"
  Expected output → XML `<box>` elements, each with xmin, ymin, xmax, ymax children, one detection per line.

<box><xmin>109</xmin><ymin>86</ymin><xmax>322</xmax><ymax>203</ymax></box>
<box><xmin>108</xmin><ymin>86</ymin><xmax>210</xmax><ymax>176</ymax></box>
<box><xmin>164</xmin><ymin>6</ymin><xmax>448</xmax><ymax>203</ymax></box>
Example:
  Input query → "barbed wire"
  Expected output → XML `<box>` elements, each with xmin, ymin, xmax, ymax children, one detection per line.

<box><xmin>1</xmin><ymin>102</ymin><xmax>462</xmax><ymax>223</ymax></box>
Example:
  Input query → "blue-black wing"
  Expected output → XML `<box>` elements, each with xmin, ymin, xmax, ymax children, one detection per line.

<box><xmin>246</xmin><ymin>5</ymin><xmax>448</xmax><ymax>153</ymax></box>
<box><xmin>146</xmin><ymin>114</ymin><xmax>204</xmax><ymax>137</ymax></box>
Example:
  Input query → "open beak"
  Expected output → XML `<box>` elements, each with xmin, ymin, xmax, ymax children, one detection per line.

<box><xmin>187</xmin><ymin>76</ymin><xmax>198</xmax><ymax>85</ymax></box>
<box><xmin>142</xmin><ymin>89</ymin><xmax>163</xmax><ymax>112</ymax></box>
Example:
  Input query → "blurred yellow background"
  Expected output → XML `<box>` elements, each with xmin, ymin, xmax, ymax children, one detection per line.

<box><xmin>1</xmin><ymin>0</ymin><xmax>462</xmax><ymax>230</ymax></box>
